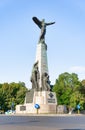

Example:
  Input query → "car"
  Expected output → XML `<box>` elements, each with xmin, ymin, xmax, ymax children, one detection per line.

<box><xmin>5</xmin><ymin>110</ymin><xmax>15</xmax><ymax>115</ymax></box>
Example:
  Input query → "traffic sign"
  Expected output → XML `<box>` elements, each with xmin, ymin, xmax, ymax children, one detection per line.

<box><xmin>77</xmin><ymin>104</ymin><xmax>80</xmax><ymax>110</ymax></box>
<box><xmin>34</xmin><ymin>104</ymin><xmax>40</xmax><ymax>109</ymax></box>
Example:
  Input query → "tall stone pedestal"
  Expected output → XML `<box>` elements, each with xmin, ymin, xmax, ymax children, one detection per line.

<box><xmin>16</xmin><ymin>91</ymin><xmax>57</xmax><ymax>114</ymax></box>
<box><xmin>16</xmin><ymin>42</ymin><xmax>58</xmax><ymax>114</ymax></box>
<box><xmin>35</xmin><ymin>43</ymin><xmax>48</xmax><ymax>89</ymax></box>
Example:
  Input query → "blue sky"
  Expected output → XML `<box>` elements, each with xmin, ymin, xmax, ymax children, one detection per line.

<box><xmin>0</xmin><ymin>0</ymin><xmax>85</xmax><ymax>89</ymax></box>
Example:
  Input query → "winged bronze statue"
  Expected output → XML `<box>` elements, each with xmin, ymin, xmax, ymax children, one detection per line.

<box><xmin>32</xmin><ymin>17</ymin><xmax>55</xmax><ymax>43</ymax></box>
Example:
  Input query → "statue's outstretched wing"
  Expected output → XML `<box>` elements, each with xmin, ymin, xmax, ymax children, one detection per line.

<box><xmin>32</xmin><ymin>17</ymin><xmax>41</xmax><ymax>28</ymax></box>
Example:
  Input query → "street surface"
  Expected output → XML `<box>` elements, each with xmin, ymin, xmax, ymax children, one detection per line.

<box><xmin>0</xmin><ymin>114</ymin><xmax>85</xmax><ymax>130</ymax></box>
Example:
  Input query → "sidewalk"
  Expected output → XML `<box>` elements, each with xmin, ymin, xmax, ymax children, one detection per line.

<box><xmin>10</xmin><ymin>113</ymin><xmax>84</xmax><ymax>116</ymax></box>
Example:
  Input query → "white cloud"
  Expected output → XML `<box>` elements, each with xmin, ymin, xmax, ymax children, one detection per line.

<box><xmin>69</xmin><ymin>66</ymin><xmax>85</xmax><ymax>80</ymax></box>
<box><xmin>70</xmin><ymin>66</ymin><xmax>85</xmax><ymax>73</ymax></box>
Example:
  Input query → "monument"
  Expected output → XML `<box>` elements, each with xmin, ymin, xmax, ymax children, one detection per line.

<box><xmin>16</xmin><ymin>17</ymin><xmax>57</xmax><ymax>114</ymax></box>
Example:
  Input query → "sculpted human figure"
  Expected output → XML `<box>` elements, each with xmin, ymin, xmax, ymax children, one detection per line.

<box><xmin>30</xmin><ymin>61</ymin><xmax>40</xmax><ymax>91</ymax></box>
<box><xmin>41</xmin><ymin>72</ymin><xmax>51</xmax><ymax>91</ymax></box>
<box><xmin>32</xmin><ymin>17</ymin><xmax>55</xmax><ymax>43</ymax></box>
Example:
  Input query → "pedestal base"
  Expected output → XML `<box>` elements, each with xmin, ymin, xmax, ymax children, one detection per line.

<box><xmin>16</xmin><ymin>91</ymin><xmax>57</xmax><ymax>114</ymax></box>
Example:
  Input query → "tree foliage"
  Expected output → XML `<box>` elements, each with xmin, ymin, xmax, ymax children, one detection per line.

<box><xmin>53</xmin><ymin>72</ymin><xmax>85</xmax><ymax>110</ymax></box>
<box><xmin>0</xmin><ymin>82</ymin><xmax>28</xmax><ymax>111</ymax></box>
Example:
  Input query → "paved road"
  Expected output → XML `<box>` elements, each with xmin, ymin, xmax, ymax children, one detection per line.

<box><xmin>0</xmin><ymin>114</ymin><xmax>85</xmax><ymax>130</ymax></box>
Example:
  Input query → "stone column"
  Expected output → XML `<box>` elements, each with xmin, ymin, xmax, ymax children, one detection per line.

<box><xmin>35</xmin><ymin>42</ymin><xmax>48</xmax><ymax>90</ymax></box>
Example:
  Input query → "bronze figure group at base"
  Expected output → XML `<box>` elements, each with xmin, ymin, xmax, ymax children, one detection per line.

<box><xmin>30</xmin><ymin>61</ymin><xmax>51</xmax><ymax>91</ymax></box>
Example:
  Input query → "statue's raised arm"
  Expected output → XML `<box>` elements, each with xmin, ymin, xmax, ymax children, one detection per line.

<box><xmin>46</xmin><ymin>22</ymin><xmax>55</xmax><ymax>26</ymax></box>
<box><xmin>32</xmin><ymin>17</ymin><xmax>55</xmax><ymax>43</ymax></box>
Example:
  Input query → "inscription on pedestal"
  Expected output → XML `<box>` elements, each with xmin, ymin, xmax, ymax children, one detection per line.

<box><xmin>48</xmin><ymin>98</ymin><xmax>56</xmax><ymax>103</ymax></box>
<box><xmin>20</xmin><ymin>106</ymin><xmax>26</xmax><ymax>111</ymax></box>
<box><xmin>47</xmin><ymin>92</ymin><xmax>56</xmax><ymax>103</ymax></box>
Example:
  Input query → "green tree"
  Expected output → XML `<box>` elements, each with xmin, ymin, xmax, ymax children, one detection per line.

<box><xmin>79</xmin><ymin>80</ymin><xmax>85</xmax><ymax>109</ymax></box>
<box><xmin>0</xmin><ymin>82</ymin><xmax>28</xmax><ymax>111</ymax></box>
<box><xmin>53</xmin><ymin>72</ymin><xmax>81</xmax><ymax>110</ymax></box>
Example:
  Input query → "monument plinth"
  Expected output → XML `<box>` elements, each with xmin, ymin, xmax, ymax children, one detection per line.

<box><xmin>35</xmin><ymin>42</ymin><xmax>48</xmax><ymax>90</ymax></box>
<box><xmin>16</xmin><ymin>17</ymin><xmax>57</xmax><ymax>114</ymax></box>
